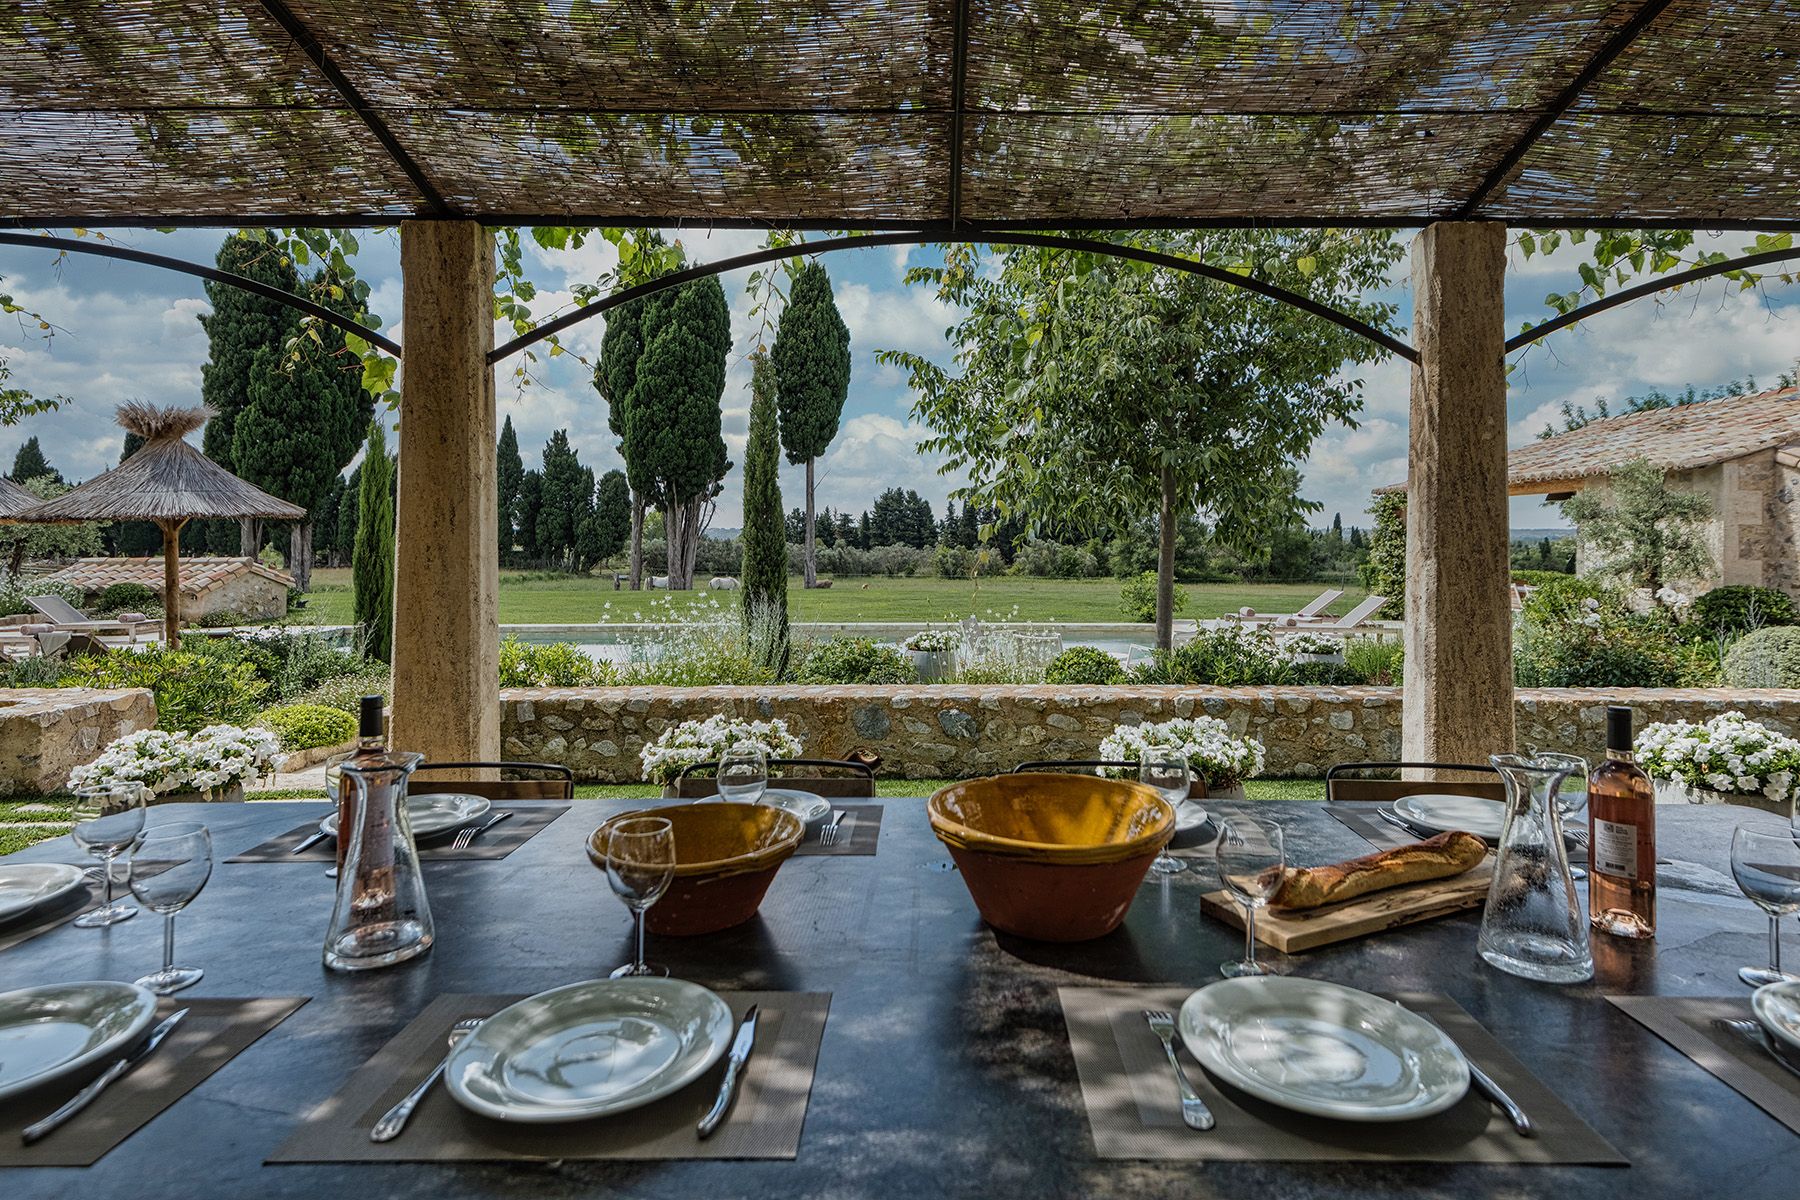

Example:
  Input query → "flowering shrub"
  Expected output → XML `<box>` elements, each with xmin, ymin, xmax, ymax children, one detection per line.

<box><xmin>1137</xmin><ymin>624</ymin><xmax>1284</xmax><ymax>686</ymax></box>
<box><xmin>1100</xmin><ymin>716</ymin><xmax>1266</xmax><ymax>790</ymax></box>
<box><xmin>1636</xmin><ymin>711</ymin><xmax>1800</xmax><ymax>805</ymax></box>
<box><xmin>639</xmin><ymin>715</ymin><xmax>804</xmax><ymax>785</ymax></box>
<box><xmin>257</xmin><ymin>703</ymin><xmax>357</xmax><ymax>752</ymax></box>
<box><xmin>69</xmin><ymin>724</ymin><xmax>280</xmax><ymax>796</ymax></box>
<box><xmin>498</xmin><ymin>636</ymin><xmax>616</xmax><ymax>687</ymax></box>
<box><xmin>1278</xmin><ymin>632</ymin><xmax>1345</xmax><ymax>659</ymax></box>
<box><xmin>902</xmin><ymin>629</ymin><xmax>961</xmax><ymax>653</ymax></box>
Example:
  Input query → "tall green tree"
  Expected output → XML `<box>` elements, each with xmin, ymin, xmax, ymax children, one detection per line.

<box><xmin>514</xmin><ymin>469</ymin><xmax>544</xmax><ymax>564</ymax></box>
<box><xmin>1359</xmin><ymin>493</ymin><xmax>1407</xmax><ymax>618</ymax></box>
<box><xmin>9</xmin><ymin>435</ymin><xmax>57</xmax><ymax>483</ymax></box>
<box><xmin>352</xmin><ymin>421</ymin><xmax>396</xmax><ymax>662</ymax></box>
<box><xmin>588</xmin><ymin>469</ymin><xmax>632</xmax><ymax>566</ymax></box>
<box><xmin>535</xmin><ymin>430</ymin><xmax>596</xmax><ymax>571</ymax></box>
<box><xmin>1</xmin><ymin>476</ymin><xmax>104</xmax><ymax>573</ymax></box>
<box><xmin>883</xmin><ymin>229</ymin><xmax>1402</xmax><ymax>649</ymax></box>
<box><xmin>1561</xmin><ymin>457</ymin><xmax>1714</xmax><ymax>601</ymax></box>
<box><xmin>496</xmin><ymin>414</ymin><xmax>523</xmax><ymax>566</ymax></box>
<box><xmin>336</xmin><ymin>464</ymin><xmax>361</xmax><ymax>570</ymax></box>
<box><xmin>626</xmin><ymin>276</ymin><xmax>732</xmax><ymax>589</ymax></box>
<box><xmin>772</xmin><ymin>261</ymin><xmax>851</xmax><ymax>589</ymax></box>
<box><xmin>740</xmin><ymin>352</ymin><xmax>789</xmax><ymax>656</ymax></box>
<box><xmin>199</xmin><ymin>234</ymin><xmax>302</xmax><ymax>553</ymax></box>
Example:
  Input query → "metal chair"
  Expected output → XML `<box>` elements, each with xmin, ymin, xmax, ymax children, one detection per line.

<box><xmin>1012</xmin><ymin>760</ymin><xmax>1139</xmax><ymax>775</ymax></box>
<box><xmin>1324</xmin><ymin>761</ymin><xmax>1504</xmax><ymax>803</ymax></box>
<box><xmin>672</xmin><ymin>758</ymin><xmax>876</xmax><ymax>799</ymax></box>
<box><xmin>411</xmin><ymin>761</ymin><xmax>576</xmax><ymax>801</ymax></box>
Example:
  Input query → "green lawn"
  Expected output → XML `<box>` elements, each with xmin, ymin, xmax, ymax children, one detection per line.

<box><xmin>295</xmin><ymin>568</ymin><xmax>1361</xmax><ymax>627</ymax></box>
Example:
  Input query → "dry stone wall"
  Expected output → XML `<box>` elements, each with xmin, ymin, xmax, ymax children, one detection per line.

<box><xmin>500</xmin><ymin>685</ymin><xmax>1800</xmax><ymax>782</ymax></box>
<box><xmin>0</xmin><ymin>687</ymin><xmax>157</xmax><ymax>796</ymax></box>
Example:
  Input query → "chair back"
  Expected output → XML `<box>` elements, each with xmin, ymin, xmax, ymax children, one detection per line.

<box><xmin>1324</xmin><ymin>761</ymin><xmax>1504</xmax><ymax>803</ymax></box>
<box><xmin>672</xmin><ymin>758</ymin><xmax>876</xmax><ymax>799</ymax></box>
<box><xmin>1295</xmin><ymin>588</ymin><xmax>1344</xmax><ymax>618</ymax></box>
<box><xmin>411</xmin><ymin>760</ymin><xmax>575</xmax><ymax>800</ymax></box>
<box><xmin>1012</xmin><ymin>760</ymin><xmax>1140</xmax><ymax>775</ymax></box>
<box><xmin>27</xmin><ymin>595</ymin><xmax>89</xmax><ymax>624</ymax></box>
<box><xmin>1324</xmin><ymin>594</ymin><xmax>1387</xmax><ymax>629</ymax></box>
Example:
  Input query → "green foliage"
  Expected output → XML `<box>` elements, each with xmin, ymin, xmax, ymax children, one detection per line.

<box><xmin>59</xmin><ymin>647</ymin><xmax>268</xmax><ymax>731</ymax></box>
<box><xmin>797</xmin><ymin>637</ymin><xmax>916</xmax><ymax>684</ymax></box>
<box><xmin>496</xmin><ymin>414</ymin><xmax>523</xmax><ymax>563</ymax></box>
<box><xmin>292</xmin><ymin>664</ymin><xmax>391</xmax><ymax>713</ymax></box>
<box><xmin>0</xmin><ymin>653</ymin><xmax>65</xmax><ymax>688</ymax></box>
<box><xmin>588</xmin><ymin>469</ymin><xmax>632</xmax><ymax>564</ymax></box>
<box><xmin>868</xmin><ymin>487</ymin><xmax>936</xmax><ymax>549</ymax></box>
<box><xmin>1514</xmin><ymin>592</ymin><xmax>1714</xmax><ymax>688</ymax></box>
<box><xmin>1138</xmin><ymin>626</ymin><xmax>1286</xmax><ymax>687</ymax></box>
<box><xmin>1693</xmin><ymin>585</ymin><xmax>1797</xmax><ymax>636</ymax></box>
<box><xmin>335</xmin><ymin>464</ymin><xmax>360</xmax><ymax>565</ymax></box>
<box><xmin>258</xmin><ymin>703</ymin><xmax>357</xmax><ymax>752</ymax></box>
<box><xmin>1122</xmin><ymin>571</ymin><xmax>1186</xmax><ymax>623</ymax></box>
<box><xmin>514</xmin><ymin>469</ymin><xmax>543</xmax><ymax>562</ymax></box>
<box><xmin>1358</xmin><ymin>491</ymin><xmax>1406</xmax><ymax>619</ymax></box>
<box><xmin>535</xmin><ymin>430</ymin><xmax>599</xmax><ymax>571</ymax></box>
<box><xmin>0</xmin><ymin>576</ymin><xmax>83</xmax><ymax>619</ymax></box>
<box><xmin>498</xmin><ymin>636</ymin><xmax>616</xmax><ymax>687</ymax></box>
<box><xmin>1521</xmin><ymin>573</ymin><xmax>1613</xmax><ymax>623</ymax></box>
<box><xmin>1511</xmin><ymin>568</ymin><xmax>1576</xmax><ymax>589</ymax></box>
<box><xmin>9</xmin><ymin>436</ymin><xmax>57</xmax><ymax>483</ymax></box>
<box><xmin>352</xmin><ymin>421</ymin><xmax>396</xmax><ymax>661</ymax></box>
<box><xmin>1561</xmin><ymin>458</ymin><xmax>1713</xmax><ymax>595</ymax></box>
<box><xmin>740</xmin><ymin>352</ymin><xmax>789</xmax><ymax>662</ymax></box>
<box><xmin>1723</xmin><ymin>627</ymin><xmax>1800</xmax><ymax>688</ymax></box>
<box><xmin>0</xmin><ymin>477</ymin><xmax>105</xmax><ymax>565</ymax></box>
<box><xmin>1044</xmin><ymin>646</ymin><xmax>1126</xmax><ymax>685</ymax></box>
<box><xmin>773</xmin><ymin>261</ymin><xmax>852</xmax><ymax>465</ymax></box>
<box><xmin>1344</xmin><ymin>638</ymin><xmax>1404</xmax><ymax>685</ymax></box>
<box><xmin>196</xmin><ymin>609</ymin><xmax>248</xmax><ymax>628</ymax></box>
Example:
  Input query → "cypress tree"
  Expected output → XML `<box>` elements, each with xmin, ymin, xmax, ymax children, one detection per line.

<box><xmin>598</xmin><ymin>294</ymin><xmax>652</xmax><ymax>588</ymax></box>
<box><xmin>740</xmin><ymin>352</ymin><xmax>788</xmax><ymax>648</ymax></box>
<box><xmin>8</xmin><ymin>436</ymin><xmax>57</xmax><ymax>483</ymax></box>
<box><xmin>336</xmin><ymin>465</ymin><xmax>361</xmax><ymax>569</ymax></box>
<box><xmin>496</xmin><ymin>414</ymin><xmax>523</xmax><ymax>565</ymax></box>
<box><xmin>772</xmin><ymin>261</ymin><xmax>850</xmax><ymax>588</ymax></box>
<box><xmin>590</xmin><ymin>469</ymin><xmax>632</xmax><ymax>565</ymax></box>
<box><xmin>352</xmin><ymin>421</ymin><xmax>396</xmax><ymax>662</ymax></box>
<box><xmin>515</xmin><ymin>469</ymin><xmax>544</xmax><ymax>564</ymax></box>
<box><xmin>535</xmin><ymin>430</ymin><xmax>592</xmax><ymax>570</ymax></box>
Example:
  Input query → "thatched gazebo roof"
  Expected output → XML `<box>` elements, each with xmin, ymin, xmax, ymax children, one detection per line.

<box><xmin>0</xmin><ymin>475</ymin><xmax>38</xmax><ymax>521</ymax></box>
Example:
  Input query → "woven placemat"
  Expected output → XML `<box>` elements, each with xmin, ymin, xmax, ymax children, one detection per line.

<box><xmin>1609</xmin><ymin>994</ymin><xmax>1800</xmax><ymax>1134</ymax></box>
<box><xmin>270</xmin><ymin>989</ymin><xmax>828</xmax><ymax>1162</ymax></box>
<box><xmin>794</xmin><ymin>803</ymin><xmax>882</xmax><ymax>856</ymax></box>
<box><xmin>227</xmin><ymin>804</ymin><xmax>568</xmax><ymax>863</ymax></box>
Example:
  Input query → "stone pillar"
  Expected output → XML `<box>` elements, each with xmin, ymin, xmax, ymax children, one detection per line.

<box><xmin>1403</xmin><ymin>222</ymin><xmax>1515</xmax><ymax>764</ymax></box>
<box><xmin>391</xmin><ymin>221</ymin><xmax>500</xmax><ymax>762</ymax></box>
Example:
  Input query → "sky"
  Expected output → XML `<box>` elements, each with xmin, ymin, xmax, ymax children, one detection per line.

<box><xmin>2</xmin><ymin>227</ymin><xmax>1796</xmax><ymax>536</ymax></box>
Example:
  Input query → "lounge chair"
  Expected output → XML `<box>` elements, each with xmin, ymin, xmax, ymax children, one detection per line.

<box><xmin>26</xmin><ymin>596</ymin><xmax>161</xmax><ymax>644</ymax></box>
<box><xmin>1228</xmin><ymin>588</ymin><xmax>1344</xmax><ymax>626</ymax></box>
<box><xmin>1270</xmin><ymin>594</ymin><xmax>1389</xmax><ymax>633</ymax></box>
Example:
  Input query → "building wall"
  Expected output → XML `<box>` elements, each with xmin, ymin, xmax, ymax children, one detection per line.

<box><xmin>187</xmin><ymin>574</ymin><xmax>289</xmax><ymax>622</ymax></box>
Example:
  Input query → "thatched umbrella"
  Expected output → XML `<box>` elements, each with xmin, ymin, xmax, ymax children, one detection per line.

<box><xmin>0</xmin><ymin>474</ymin><xmax>37</xmax><ymax>519</ymax></box>
<box><xmin>18</xmin><ymin>404</ymin><xmax>304</xmax><ymax>643</ymax></box>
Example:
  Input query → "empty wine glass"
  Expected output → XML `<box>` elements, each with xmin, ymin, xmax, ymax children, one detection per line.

<box><xmin>717</xmin><ymin>745</ymin><xmax>769</xmax><ymax>804</ymax></box>
<box><xmin>1730</xmin><ymin>826</ymin><xmax>1800</xmax><ymax>987</ymax></box>
<box><xmin>1214</xmin><ymin>816</ymin><xmax>1286</xmax><ymax>978</ymax></box>
<box><xmin>128</xmin><ymin>821</ymin><xmax>213</xmax><ymax>995</ymax></box>
<box><xmin>1534</xmin><ymin>752</ymin><xmax>1590</xmax><ymax>823</ymax></box>
<box><xmin>606</xmin><ymin>817</ymin><xmax>676</xmax><ymax>978</ymax></box>
<box><xmin>1140</xmin><ymin>753</ymin><xmax>1190</xmax><ymax>876</ymax></box>
<box><xmin>69</xmin><ymin>784</ymin><xmax>146</xmax><ymax>928</ymax></box>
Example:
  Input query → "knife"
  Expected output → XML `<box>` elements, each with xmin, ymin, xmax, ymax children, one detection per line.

<box><xmin>23</xmin><ymin>1009</ymin><xmax>188</xmax><ymax>1144</ymax></box>
<box><xmin>696</xmin><ymin>1004</ymin><xmax>759</xmax><ymax>1138</ymax></box>
<box><xmin>291</xmin><ymin>828</ymin><xmax>329</xmax><ymax>855</ymax></box>
<box><xmin>1399</xmin><ymin>1004</ymin><xmax>1533</xmax><ymax>1137</ymax></box>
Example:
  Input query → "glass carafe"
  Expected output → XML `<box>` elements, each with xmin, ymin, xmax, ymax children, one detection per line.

<box><xmin>1478</xmin><ymin>754</ymin><xmax>1593</xmax><ymax>984</ymax></box>
<box><xmin>323</xmin><ymin>751</ymin><xmax>434</xmax><ymax>972</ymax></box>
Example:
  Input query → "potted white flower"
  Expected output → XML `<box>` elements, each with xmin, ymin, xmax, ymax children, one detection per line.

<box><xmin>1635</xmin><ymin>711</ymin><xmax>1800</xmax><ymax>816</ymax></box>
<box><xmin>69</xmin><ymin>724</ymin><xmax>280</xmax><ymax>804</ymax></box>
<box><xmin>1278</xmin><ymin>631</ymin><xmax>1346</xmax><ymax>665</ymax></box>
<box><xmin>640</xmin><ymin>714</ymin><xmax>804</xmax><ymax>793</ymax></box>
<box><xmin>902</xmin><ymin>629</ymin><xmax>961</xmax><ymax>683</ymax></box>
<box><xmin>1099</xmin><ymin>716</ymin><xmax>1266</xmax><ymax>799</ymax></box>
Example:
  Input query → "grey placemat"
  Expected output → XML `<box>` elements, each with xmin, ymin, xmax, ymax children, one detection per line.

<box><xmin>1061</xmin><ymin>985</ymin><xmax>1624</xmax><ymax>1164</ymax></box>
<box><xmin>226</xmin><ymin>804</ymin><xmax>569</xmax><ymax>863</ymax></box>
<box><xmin>794</xmin><ymin>803</ymin><xmax>882</xmax><ymax>857</ymax></box>
<box><xmin>0</xmin><ymin>861</ymin><xmax>173</xmax><ymax>954</ymax></box>
<box><xmin>1166</xmin><ymin>800</ymin><xmax>1263</xmax><ymax>859</ymax></box>
<box><xmin>1608</xmin><ymin>995</ymin><xmax>1800</xmax><ymax>1134</ymax></box>
<box><xmin>1326</xmin><ymin>802</ymin><xmax>1590</xmax><ymax>867</ymax></box>
<box><xmin>270</xmin><ymin>989</ymin><xmax>829</xmax><ymax>1163</ymax></box>
<box><xmin>0</xmin><ymin>996</ymin><xmax>308</xmax><ymax>1167</ymax></box>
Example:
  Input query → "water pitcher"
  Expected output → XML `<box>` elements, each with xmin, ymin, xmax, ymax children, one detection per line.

<box><xmin>1478</xmin><ymin>754</ymin><xmax>1593</xmax><ymax>984</ymax></box>
<box><xmin>323</xmin><ymin>751</ymin><xmax>434</xmax><ymax>972</ymax></box>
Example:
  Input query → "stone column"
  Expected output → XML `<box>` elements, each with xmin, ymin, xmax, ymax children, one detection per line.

<box><xmin>391</xmin><ymin>221</ymin><xmax>500</xmax><ymax>762</ymax></box>
<box><xmin>1403</xmin><ymin>222</ymin><xmax>1515</xmax><ymax>764</ymax></box>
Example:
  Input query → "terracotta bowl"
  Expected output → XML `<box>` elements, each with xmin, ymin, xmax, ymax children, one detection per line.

<box><xmin>588</xmin><ymin>804</ymin><xmax>804</xmax><ymax>936</ymax></box>
<box><xmin>928</xmin><ymin>774</ymin><xmax>1175</xmax><ymax>942</ymax></box>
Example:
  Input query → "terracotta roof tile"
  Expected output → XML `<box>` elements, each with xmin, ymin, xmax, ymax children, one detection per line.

<box><xmin>42</xmin><ymin>556</ymin><xmax>294</xmax><ymax>598</ymax></box>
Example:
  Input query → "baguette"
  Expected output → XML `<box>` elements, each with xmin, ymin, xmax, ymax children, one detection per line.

<box><xmin>1266</xmin><ymin>831</ymin><xmax>1487</xmax><ymax>911</ymax></box>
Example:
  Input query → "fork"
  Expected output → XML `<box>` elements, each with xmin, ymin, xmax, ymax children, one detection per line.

<box><xmin>819</xmin><ymin>810</ymin><xmax>848</xmax><ymax>847</ymax></box>
<box><xmin>370</xmin><ymin>1017</ymin><xmax>484</xmax><ymax>1141</ymax></box>
<box><xmin>1142</xmin><ymin>1010</ymin><xmax>1215</xmax><ymax>1131</ymax></box>
<box><xmin>451</xmin><ymin>811</ymin><xmax>512</xmax><ymax>851</ymax></box>
<box><xmin>1716</xmin><ymin>1018</ymin><xmax>1800</xmax><ymax>1081</ymax></box>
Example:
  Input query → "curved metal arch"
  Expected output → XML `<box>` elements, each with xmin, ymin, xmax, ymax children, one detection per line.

<box><xmin>1506</xmin><ymin>245</ymin><xmax>1800</xmax><ymax>354</ymax></box>
<box><xmin>490</xmin><ymin>231</ymin><xmax>1417</xmax><ymax>365</ymax></box>
<box><xmin>0</xmin><ymin>232</ymin><xmax>402</xmax><ymax>357</ymax></box>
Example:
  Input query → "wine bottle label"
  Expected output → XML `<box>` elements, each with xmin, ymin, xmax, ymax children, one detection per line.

<box><xmin>1594</xmin><ymin>818</ymin><xmax>1638</xmax><ymax>878</ymax></box>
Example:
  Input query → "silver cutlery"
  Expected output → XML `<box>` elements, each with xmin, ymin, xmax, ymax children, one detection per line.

<box><xmin>1403</xmin><ymin>1006</ymin><xmax>1533</xmax><ymax>1137</ymax></box>
<box><xmin>819</xmin><ymin>810</ymin><xmax>848</xmax><ymax>847</ymax></box>
<box><xmin>451</xmin><ymin>811</ymin><xmax>512</xmax><ymax>851</ymax></box>
<box><xmin>1717</xmin><ymin>1018</ymin><xmax>1800</xmax><ymax>1082</ymax></box>
<box><xmin>370</xmin><ymin>1017</ymin><xmax>485</xmax><ymax>1142</ymax></box>
<box><xmin>1142</xmin><ymin>1009</ymin><xmax>1215</xmax><ymax>1131</ymax></box>
<box><xmin>697</xmin><ymin>1004</ymin><xmax>760</xmax><ymax>1138</ymax></box>
<box><xmin>1376</xmin><ymin>807</ymin><xmax>1432</xmax><ymax>841</ymax></box>
<box><xmin>291</xmin><ymin>828</ymin><xmax>330</xmax><ymax>855</ymax></box>
<box><xmin>23</xmin><ymin>1008</ymin><xmax>188</xmax><ymax>1143</ymax></box>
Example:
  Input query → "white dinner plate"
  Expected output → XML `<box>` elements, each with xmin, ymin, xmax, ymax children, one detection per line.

<box><xmin>1179</xmin><ymin>976</ymin><xmax>1470</xmax><ymax>1122</ymax></box>
<box><xmin>0</xmin><ymin>863</ymin><xmax>88</xmax><ymax>924</ymax></box>
<box><xmin>760</xmin><ymin>788</ymin><xmax>832</xmax><ymax>828</ymax></box>
<box><xmin>319</xmin><ymin>792</ymin><xmax>490</xmax><ymax>840</ymax></box>
<box><xmin>0</xmin><ymin>981</ymin><xmax>159</xmax><ymax>1100</ymax></box>
<box><xmin>1169</xmin><ymin>800</ymin><xmax>1212</xmax><ymax>846</ymax></box>
<box><xmin>445</xmin><ymin>977</ymin><xmax>734</xmax><ymax>1123</ymax></box>
<box><xmin>1391</xmin><ymin>794</ymin><xmax>1507</xmax><ymax>841</ymax></box>
<box><xmin>1752</xmin><ymin>979</ymin><xmax>1800</xmax><ymax>1056</ymax></box>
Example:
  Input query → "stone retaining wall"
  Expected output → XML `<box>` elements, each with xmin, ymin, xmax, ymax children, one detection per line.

<box><xmin>500</xmin><ymin>685</ymin><xmax>1800</xmax><ymax>782</ymax></box>
<box><xmin>0</xmin><ymin>688</ymin><xmax>157</xmax><ymax>796</ymax></box>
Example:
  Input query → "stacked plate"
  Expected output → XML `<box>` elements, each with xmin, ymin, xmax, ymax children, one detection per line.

<box><xmin>757</xmin><ymin>788</ymin><xmax>831</xmax><ymax>831</ymax></box>
<box><xmin>1387</xmin><ymin>794</ymin><xmax>1507</xmax><ymax>841</ymax></box>
<box><xmin>1179</xmin><ymin>977</ymin><xmax>1470</xmax><ymax>1121</ymax></box>
<box><xmin>1752</xmin><ymin>979</ymin><xmax>1800</xmax><ymax>1064</ymax></box>
<box><xmin>318</xmin><ymin>793</ymin><xmax>490</xmax><ymax>840</ymax></box>
<box><xmin>0</xmin><ymin>981</ymin><xmax>159</xmax><ymax>1100</ymax></box>
<box><xmin>0</xmin><ymin>863</ymin><xmax>88</xmax><ymax>926</ymax></box>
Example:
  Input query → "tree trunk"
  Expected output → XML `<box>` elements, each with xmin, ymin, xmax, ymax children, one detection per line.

<box><xmin>1155</xmin><ymin>464</ymin><xmax>1176</xmax><ymax>652</ymax></box>
<box><xmin>238</xmin><ymin>517</ymin><xmax>262</xmax><ymax>559</ymax></box>
<box><xmin>803</xmin><ymin>457</ymin><xmax>817</xmax><ymax>588</ymax></box>
<box><xmin>159</xmin><ymin>518</ymin><xmax>187</xmax><ymax>645</ymax></box>
<box><xmin>289</xmin><ymin>522</ymin><xmax>313</xmax><ymax>591</ymax></box>
<box><xmin>628</xmin><ymin>492</ymin><xmax>644</xmax><ymax>590</ymax></box>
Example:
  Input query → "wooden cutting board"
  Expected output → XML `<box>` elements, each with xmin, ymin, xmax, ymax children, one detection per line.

<box><xmin>1200</xmin><ymin>858</ymin><xmax>1494</xmax><ymax>953</ymax></box>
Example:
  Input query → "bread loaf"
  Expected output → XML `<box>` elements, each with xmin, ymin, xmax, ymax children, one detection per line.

<box><xmin>1266</xmin><ymin>831</ymin><xmax>1487</xmax><ymax>911</ymax></box>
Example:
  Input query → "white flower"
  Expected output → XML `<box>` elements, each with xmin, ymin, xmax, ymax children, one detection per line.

<box><xmin>1639</xmin><ymin>712</ymin><xmax>1800</xmax><ymax>796</ymax></box>
<box><xmin>638</xmin><ymin>715</ymin><xmax>804</xmax><ymax>784</ymax></box>
<box><xmin>67</xmin><ymin>723</ymin><xmax>276</xmax><ymax>795</ymax></box>
<box><xmin>1100</xmin><ymin>716</ymin><xmax>1265</xmax><ymax>789</ymax></box>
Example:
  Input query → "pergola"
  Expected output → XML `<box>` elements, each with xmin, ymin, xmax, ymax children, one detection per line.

<box><xmin>4</xmin><ymin>1</ymin><xmax>1798</xmax><ymax>764</ymax></box>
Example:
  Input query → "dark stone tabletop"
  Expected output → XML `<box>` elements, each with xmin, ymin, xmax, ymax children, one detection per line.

<box><xmin>1</xmin><ymin>797</ymin><xmax>1794</xmax><ymax>1198</ymax></box>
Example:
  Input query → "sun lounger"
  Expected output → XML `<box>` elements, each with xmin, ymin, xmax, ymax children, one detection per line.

<box><xmin>1228</xmin><ymin>588</ymin><xmax>1344</xmax><ymax>626</ymax></box>
<box><xmin>1269</xmin><ymin>594</ymin><xmax>1389</xmax><ymax>632</ymax></box>
<box><xmin>26</xmin><ymin>595</ymin><xmax>161</xmax><ymax>643</ymax></box>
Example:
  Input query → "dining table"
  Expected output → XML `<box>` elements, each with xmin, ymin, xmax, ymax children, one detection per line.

<box><xmin>1</xmin><ymin>795</ymin><xmax>1796</xmax><ymax>1198</ymax></box>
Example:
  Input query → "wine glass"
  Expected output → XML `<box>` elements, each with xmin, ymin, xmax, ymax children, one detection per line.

<box><xmin>1214</xmin><ymin>816</ymin><xmax>1287</xmax><ymax>978</ymax></box>
<box><xmin>1139</xmin><ymin>753</ymin><xmax>1190</xmax><ymax>876</ymax></box>
<box><xmin>717</xmin><ymin>745</ymin><xmax>769</xmax><ymax>805</ymax></box>
<box><xmin>128</xmin><ymin>822</ymin><xmax>213</xmax><ymax>995</ymax></box>
<box><xmin>69</xmin><ymin>784</ymin><xmax>146</xmax><ymax>928</ymax></box>
<box><xmin>606</xmin><ymin>817</ymin><xmax>676</xmax><ymax>979</ymax></box>
<box><xmin>1730</xmin><ymin>826</ymin><xmax>1800</xmax><ymax>986</ymax></box>
<box><xmin>1533</xmin><ymin>752</ymin><xmax>1589</xmax><ymax>824</ymax></box>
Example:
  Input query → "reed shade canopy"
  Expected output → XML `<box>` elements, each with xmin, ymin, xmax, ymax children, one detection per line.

<box><xmin>0</xmin><ymin>475</ymin><xmax>38</xmax><ymax>520</ymax></box>
<box><xmin>0</xmin><ymin>1</ymin><xmax>1797</xmax><ymax>230</ymax></box>
<box><xmin>16</xmin><ymin>403</ymin><xmax>304</xmax><ymax>643</ymax></box>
